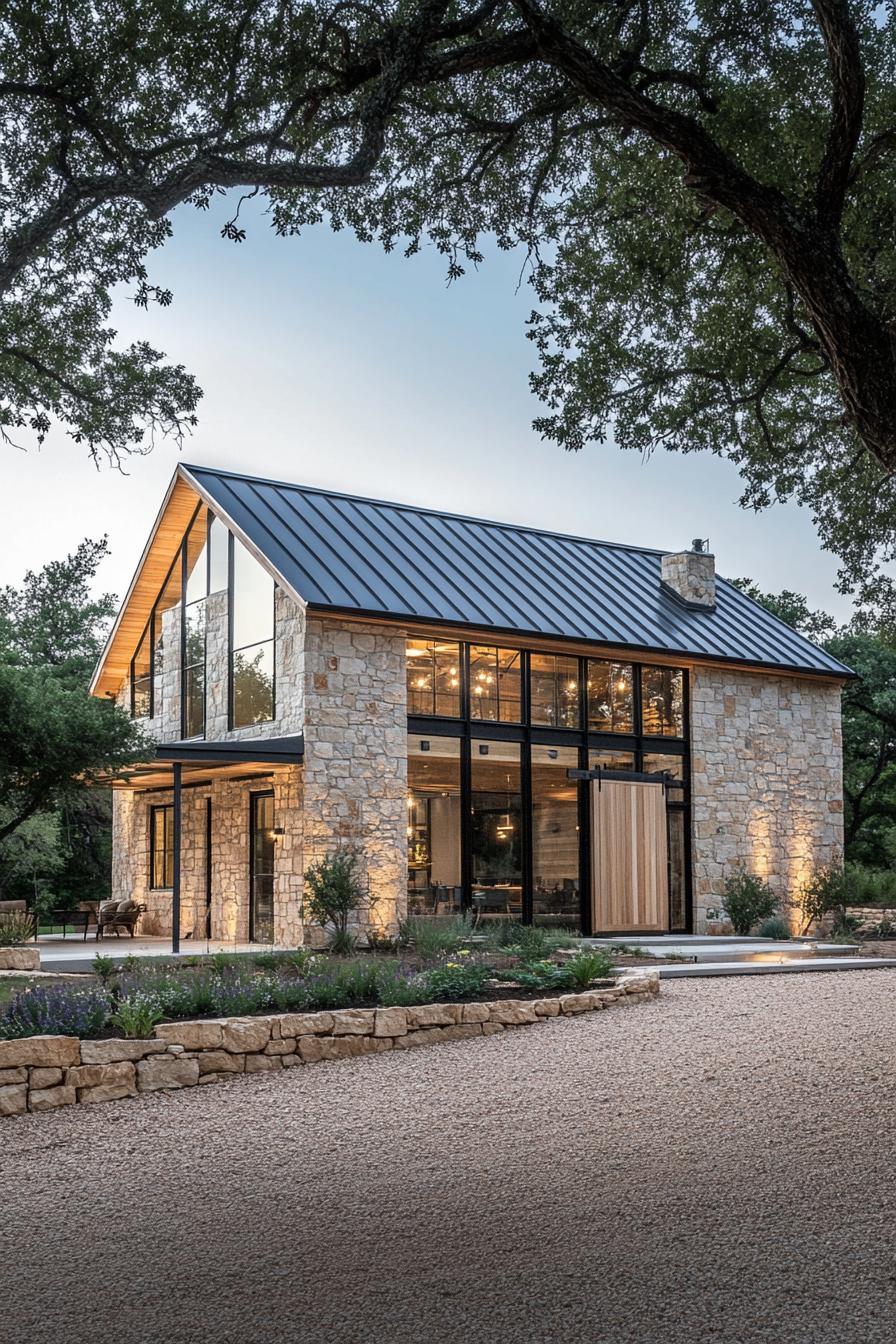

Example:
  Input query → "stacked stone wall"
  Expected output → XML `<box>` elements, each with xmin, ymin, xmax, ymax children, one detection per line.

<box><xmin>690</xmin><ymin>667</ymin><xmax>843</xmax><ymax>930</ymax></box>
<box><xmin>301</xmin><ymin>617</ymin><xmax>408</xmax><ymax>937</ymax></box>
<box><xmin>0</xmin><ymin>971</ymin><xmax>659</xmax><ymax>1117</ymax></box>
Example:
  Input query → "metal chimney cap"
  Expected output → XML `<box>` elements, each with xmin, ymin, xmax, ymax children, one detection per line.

<box><xmin>691</xmin><ymin>537</ymin><xmax>710</xmax><ymax>553</ymax></box>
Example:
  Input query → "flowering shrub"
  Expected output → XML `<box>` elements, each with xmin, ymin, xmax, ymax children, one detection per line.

<box><xmin>0</xmin><ymin>984</ymin><xmax>111</xmax><ymax>1039</ymax></box>
<box><xmin>110</xmin><ymin>993</ymin><xmax>164</xmax><ymax>1038</ymax></box>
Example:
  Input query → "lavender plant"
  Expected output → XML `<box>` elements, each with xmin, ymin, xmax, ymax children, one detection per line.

<box><xmin>0</xmin><ymin>984</ymin><xmax>111</xmax><ymax>1039</ymax></box>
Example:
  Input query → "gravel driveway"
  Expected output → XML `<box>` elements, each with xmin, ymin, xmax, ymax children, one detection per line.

<box><xmin>2</xmin><ymin>972</ymin><xmax>895</xmax><ymax>1344</ymax></box>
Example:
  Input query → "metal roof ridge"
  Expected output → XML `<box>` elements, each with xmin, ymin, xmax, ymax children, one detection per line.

<box><xmin>180</xmin><ymin>462</ymin><xmax>676</xmax><ymax>559</ymax></box>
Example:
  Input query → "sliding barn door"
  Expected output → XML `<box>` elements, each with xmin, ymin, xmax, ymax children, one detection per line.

<box><xmin>591</xmin><ymin>779</ymin><xmax>669</xmax><ymax>933</ymax></box>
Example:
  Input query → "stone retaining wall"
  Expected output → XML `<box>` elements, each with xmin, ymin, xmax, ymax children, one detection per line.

<box><xmin>0</xmin><ymin>947</ymin><xmax>40</xmax><ymax>972</ymax></box>
<box><xmin>842</xmin><ymin>907</ymin><xmax>896</xmax><ymax>935</ymax></box>
<box><xmin>0</xmin><ymin>971</ymin><xmax>659</xmax><ymax>1117</ymax></box>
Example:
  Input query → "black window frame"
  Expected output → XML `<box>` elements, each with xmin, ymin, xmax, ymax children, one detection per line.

<box><xmin>149</xmin><ymin>804</ymin><xmax>175</xmax><ymax>891</ymax></box>
<box><xmin>407</xmin><ymin>643</ymin><xmax>691</xmax><ymax>935</ymax></box>
<box><xmin>228</xmin><ymin>530</ymin><xmax>277</xmax><ymax>730</ymax></box>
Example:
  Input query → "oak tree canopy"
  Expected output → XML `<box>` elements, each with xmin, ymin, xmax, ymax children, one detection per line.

<box><xmin>2</xmin><ymin>1</ymin><xmax>895</xmax><ymax>598</ymax></box>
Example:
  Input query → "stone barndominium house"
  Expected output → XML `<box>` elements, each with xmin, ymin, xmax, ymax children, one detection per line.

<box><xmin>90</xmin><ymin>465</ymin><xmax>849</xmax><ymax>948</ymax></box>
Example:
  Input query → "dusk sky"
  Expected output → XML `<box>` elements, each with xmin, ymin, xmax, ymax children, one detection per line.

<box><xmin>2</xmin><ymin>200</ymin><xmax>851</xmax><ymax>621</ymax></box>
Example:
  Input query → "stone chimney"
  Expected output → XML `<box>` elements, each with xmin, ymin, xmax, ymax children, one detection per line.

<box><xmin>661</xmin><ymin>538</ymin><xmax>716</xmax><ymax>610</ymax></box>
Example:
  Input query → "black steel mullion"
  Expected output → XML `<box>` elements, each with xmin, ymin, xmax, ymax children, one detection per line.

<box><xmin>634</xmin><ymin>665</ymin><xmax>644</xmax><ymax>770</ymax></box>
<box><xmin>227</xmin><ymin>530</ymin><xmax>235</xmax><ymax>728</ymax></box>
<box><xmin>578</xmin><ymin>741</ymin><xmax>591</xmax><ymax>936</ymax></box>
<box><xmin>521</xmin><ymin>726</ymin><xmax>533</xmax><ymax>926</ymax></box>
<box><xmin>460</xmin><ymin>732</ymin><xmax>472</xmax><ymax>915</ymax></box>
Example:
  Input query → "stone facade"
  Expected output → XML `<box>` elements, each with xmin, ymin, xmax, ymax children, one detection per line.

<box><xmin>109</xmin><ymin>510</ymin><xmax>844</xmax><ymax>945</ymax></box>
<box><xmin>112</xmin><ymin>572</ymin><xmax>406</xmax><ymax>946</ymax></box>
<box><xmin>690</xmin><ymin>666</ymin><xmax>843</xmax><ymax>931</ymax></box>
<box><xmin>0</xmin><ymin>972</ymin><xmax>659</xmax><ymax>1117</ymax></box>
<box><xmin>302</xmin><ymin>616</ymin><xmax>407</xmax><ymax>939</ymax></box>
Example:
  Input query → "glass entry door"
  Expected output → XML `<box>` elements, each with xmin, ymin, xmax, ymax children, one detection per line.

<box><xmin>249</xmin><ymin>792</ymin><xmax>275</xmax><ymax>943</ymax></box>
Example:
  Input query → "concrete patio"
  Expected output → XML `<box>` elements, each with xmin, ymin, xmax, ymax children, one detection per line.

<box><xmin>36</xmin><ymin>932</ymin><xmax>274</xmax><ymax>974</ymax></box>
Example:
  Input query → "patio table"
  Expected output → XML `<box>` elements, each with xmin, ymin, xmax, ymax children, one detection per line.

<box><xmin>40</xmin><ymin>909</ymin><xmax>92</xmax><ymax>941</ymax></box>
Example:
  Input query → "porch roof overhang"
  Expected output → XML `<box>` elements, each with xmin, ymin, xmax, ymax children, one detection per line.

<box><xmin>105</xmin><ymin>733</ymin><xmax>304</xmax><ymax>789</ymax></box>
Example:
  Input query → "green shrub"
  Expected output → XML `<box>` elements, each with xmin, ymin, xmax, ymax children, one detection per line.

<box><xmin>420</xmin><ymin>960</ymin><xmax>492</xmax><ymax>1000</ymax></box>
<box><xmin>365</xmin><ymin>928</ymin><xmax>400</xmax><ymax>953</ymax></box>
<box><xmin>210</xmin><ymin>950</ymin><xmax>241</xmax><ymax>972</ymax></box>
<box><xmin>329</xmin><ymin>928</ymin><xmax>358</xmax><ymax>957</ymax></box>
<box><xmin>252</xmin><ymin>950</ymin><xmax>282</xmax><ymax>972</ymax></box>
<box><xmin>400</xmin><ymin>914</ymin><xmax>473</xmax><ymax>960</ymax></box>
<box><xmin>799</xmin><ymin>862</ymin><xmax>847</xmax><ymax>933</ymax></box>
<box><xmin>283</xmin><ymin>947</ymin><xmax>316</xmax><ymax>974</ymax></box>
<box><xmin>304</xmin><ymin>846</ymin><xmax>367</xmax><ymax>943</ymax></box>
<box><xmin>376</xmin><ymin>969</ymin><xmax>430</xmax><ymax>1007</ymax></box>
<box><xmin>0</xmin><ymin>910</ymin><xmax>35</xmax><ymax>946</ymax></box>
<box><xmin>843</xmin><ymin>863</ymin><xmax>896</xmax><ymax>909</ymax></box>
<box><xmin>91</xmin><ymin>952</ymin><xmax>118</xmax><ymax>986</ymax></box>
<box><xmin>479</xmin><ymin>920</ymin><xmax>577</xmax><ymax>961</ymax></box>
<box><xmin>828</xmin><ymin>912</ymin><xmax>861</xmax><ymax>942</ymax></box>
<box><xmin>758</xmin><ymin>916</ymin><xmax>790</xmax><ymax>941</ymax></box>
<box><xmin>564</xmin><ymin>948</ymin><xmax>613</xmax><ymax>988</ymax></box>
<box><xmin>111</xmin><ymin>993</ymin><xmax>163</xmax><ymax>1038</ymax></box>
<box><xmin>503</xmin><ymin>959</ymin><xmax>571</xmax><ymax>991</ymax></box>
<box><xmin>721</xmin><ymin>869</ymin><xmax>778</xmax><ymax>935</ymax></box>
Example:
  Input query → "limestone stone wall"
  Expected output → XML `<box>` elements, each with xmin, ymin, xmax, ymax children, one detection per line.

<box><xmin>0</xmin><ymin>971</ymin><xmax>659</xmax><ymax>1117</ymax></box>
<box><xmin>301</xmin><ymin>616</ymin><xmax>408</xmax><ymax>939</ymax></box>
<box><xmin>112</xmin><ymin>573</ymin><xmax>307</xmax><ymax>944</ymax></box>
<box><xmin>690</xmin><ymin>666</ymin><xmax>843</xmax><ymax>930</ymax></box>
<box><xmin>111</xmin><ymin>767</ymin><xmax>303</xmax><ymax>944</ymax></box>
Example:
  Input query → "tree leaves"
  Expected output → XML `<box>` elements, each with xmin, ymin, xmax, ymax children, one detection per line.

<box><xmin>3</xmin><ymin>2</ymin><xmax>896</xmax><ymax>589</ymax></box>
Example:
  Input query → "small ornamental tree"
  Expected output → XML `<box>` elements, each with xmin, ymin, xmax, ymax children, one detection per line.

<box><xmin>799</xmin><ymin>861</ymin><xmax>848</xmax><ymax>935</ymax></box>
<box><xmin>721</xmin><ymin>869</ymin><xmax>779</xmax><ymax>936</ymax></box>
<box><xmin>303</xmin><ymin>846</ymin><xmax>368</xmax><ymax>951</ymax></box>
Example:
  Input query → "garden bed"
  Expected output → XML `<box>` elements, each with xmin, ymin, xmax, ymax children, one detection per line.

<box><xmin>0</xmin><ymin>969</ymin><xmax>660</xmax><ymax>1117</ymax></box>
<box><xmin>0</xmin><ymin>936</ymin><xmax>625</xmax><ymax>1044</ymax></box>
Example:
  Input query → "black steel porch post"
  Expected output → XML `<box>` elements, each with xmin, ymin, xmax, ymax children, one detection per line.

<box><xmin>172</xmin><ymin>762</ymin><xmax>182</xmax><ymax>955</ymax></box>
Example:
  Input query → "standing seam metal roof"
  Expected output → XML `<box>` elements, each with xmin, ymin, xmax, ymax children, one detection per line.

<box><xmin>182</xmin><ymin>464</ymin><xmax>851</xmax><ymax>678</ymax></box>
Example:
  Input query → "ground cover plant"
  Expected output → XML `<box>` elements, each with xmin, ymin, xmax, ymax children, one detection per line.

<box><xmin>0</xmin><ymin>923</ymin><xmax>625</xmax><ymax>1040</ymax></box>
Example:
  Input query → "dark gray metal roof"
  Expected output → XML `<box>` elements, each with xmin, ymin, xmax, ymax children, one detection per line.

<box><xmin>183</xmin><ymin>464</ymin><xmax>851</xmax><ymax>678</ymax></box>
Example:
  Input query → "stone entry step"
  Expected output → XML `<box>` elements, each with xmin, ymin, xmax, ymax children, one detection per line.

<box><xmin>584</xmin><ymin>935</ymin><xmax>860</xmax><ymax>964</ymax></box>
<box><xmin>655</xmin><ymin>957</ymin><xmax>896</xmax><ymax>979</ymax></box>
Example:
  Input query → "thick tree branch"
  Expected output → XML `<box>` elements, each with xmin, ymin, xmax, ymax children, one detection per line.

<box><xmin>811</xmin><ymin>0</ymin><xmax>865</xmax><ymax>227</ymax></box>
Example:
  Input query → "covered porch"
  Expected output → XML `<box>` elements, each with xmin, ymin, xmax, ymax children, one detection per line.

<box><xmin>101</xmin><ymin>733</ymin><xmax>305</xmax><ymax>954</ymax></box>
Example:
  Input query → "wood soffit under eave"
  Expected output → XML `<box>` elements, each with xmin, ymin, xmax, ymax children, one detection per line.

<box><xmin>90</xmin><ymin>475</ymin><xmax>203</xmax><ymax>700</ymax></box>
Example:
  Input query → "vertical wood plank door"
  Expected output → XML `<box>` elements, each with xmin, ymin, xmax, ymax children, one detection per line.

<box><xmin>591</xmin><ymin>780</ymin><xmax>669</xmax><ymax>933</ymax></box>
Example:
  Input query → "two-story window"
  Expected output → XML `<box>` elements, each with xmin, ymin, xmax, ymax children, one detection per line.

<box><xmin>231</xmin><ymin>537</ymin><xmax>275</xmax><ymax>727</ymax></box>
<box><xmin>129</xmin><ymin>507</ymin><xmax>276</xmax><ymax>732</ymax></box>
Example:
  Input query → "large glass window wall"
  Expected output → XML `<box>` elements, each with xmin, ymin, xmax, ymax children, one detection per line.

<box><xmin>406</xmin><ymin>639</ymin><xmax>690</xmax><ymax>933</ymax></box>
